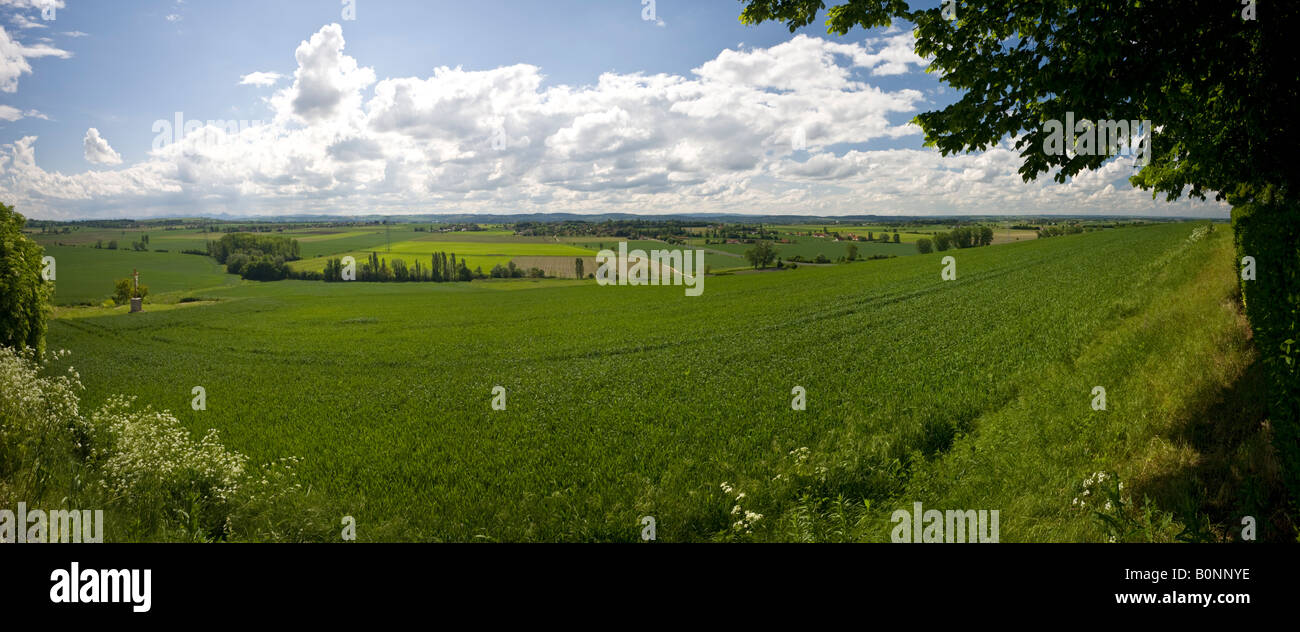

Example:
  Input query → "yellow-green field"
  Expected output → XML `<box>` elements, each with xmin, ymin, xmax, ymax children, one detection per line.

<box><xmin>289</xmin><ymin>239</ymin><xmax>596</xmax><ymax>275</ymax></box>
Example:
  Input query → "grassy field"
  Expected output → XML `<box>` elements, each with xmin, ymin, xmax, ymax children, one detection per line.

<box><xmin>41</xmin><ymin>221</ymin><xmax>1266</xmax><ymax>542</ymax></box>
<box><xmin>44</xmin><ymin>245</ymin><xmax>239</xmax><ymax>306</ymax></box>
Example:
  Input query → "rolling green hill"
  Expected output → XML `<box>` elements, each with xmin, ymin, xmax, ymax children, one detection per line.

<box><xmin>43</xmin><ymin>222</ymin><xmax>1264</xmax><ymax>541</ymax></box>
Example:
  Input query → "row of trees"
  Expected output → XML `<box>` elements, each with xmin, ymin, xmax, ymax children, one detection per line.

<box><xmin>1037</xmin><ymin>225</ymin><xmax>1087</xmax><ymax>238</ymax></box>
<box><xmin>915</xmin><ymin>226</ymin><xmax>995</xmax><ymax>254</ymax></box>
<box><xmin>322</xmin><ymin>251</ymin><xmax>477</xmax><ymax>283</ymax></box>
<box><xmin>489</xmin><ymin>260</ymin><xmax>546</xmax><ymax>279</ymax></box>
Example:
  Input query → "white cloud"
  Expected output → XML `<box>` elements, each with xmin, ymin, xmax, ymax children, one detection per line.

<box><xmin>0</xmin><ymin>24</ymin><xmax>71</xmax><ymax>92</ymax></box>
<box><xmin>0</xmin><ymin>104</ymin><xmax>45</xmax><ymax>120</ymax></box>
<box><xmin>0</xmin><ymin>1</ymin><xmax>66</xmax><ymax>8</ymax></box>
<box><xmin>239</xmin><ymin>71</ymin><xmax>283</xmax><ymax>87</ymax></box>
<box><xmin>0</xmin><ymin>24</ymin><xmax>1228</xmax><ymax>219</ymax></box>
<box><xmin>82</xmin><ymin>127</ymin><xmax>122</xmax><ymax>165</ymax></box>
<box><xmin>165</xmin><ymin>14</ymin><xmax>181</xmax><ymax>23</ymax></box>
<box><xmin>9</xmin><ymin>13</ymin><xmax>45</xmax><ymax>29</ymax></box>
<box><xmin>272</xmin><ymin>23</ymin><xmax>374</xmax><ymax>122</ymax></box>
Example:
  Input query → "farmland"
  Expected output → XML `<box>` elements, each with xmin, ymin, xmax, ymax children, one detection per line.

<box><xmin>39</xmin><ymin>221</ymin><xmax>1266</xmax><ymax>542</ymax></box>
<box><xmin>43</xmin><ymin>245</ymin><xmax>238</xmax><ymax>306</ymax></box>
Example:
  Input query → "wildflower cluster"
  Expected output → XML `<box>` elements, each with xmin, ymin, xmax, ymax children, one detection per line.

<box><xmin>720</xmin><ymin>481</ymin><xmax>762</xmax><ymax>534</ymax></box>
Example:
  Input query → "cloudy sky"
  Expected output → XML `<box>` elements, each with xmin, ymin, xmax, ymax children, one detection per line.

<box><xmin>0</xmin><ymin>0</ymin><xmax>1226</xmax><ymax>220</ymax></box>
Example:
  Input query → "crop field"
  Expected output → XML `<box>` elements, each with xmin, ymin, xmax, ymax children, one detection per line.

<box><xmin>288</xmin><ymin>238</ymin><xmax>595</xmax><ymax>275</ymax></box>
<box><xmin>41</xmin><ymin>222</ymin><xmax>1250</xmax><ymax>541</ymax></box>
<box><xmin>43</xmin><ymin>245</ymin><xmax>238</xmax><ymax>305</ymax></box>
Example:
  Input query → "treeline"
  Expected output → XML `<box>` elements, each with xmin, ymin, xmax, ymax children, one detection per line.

<box><xmin>208</xmin><ymin>233</ymin><xmax>302</xmax><ymax>281</ymax></box>
<box><xmin>322</xmin><ymin>252</ymin><xmax>478</xmax><ymax>283</ymax></box>
<box><xmin>915</xmin><ymin>225</ymin><xmax>995</xmax><ymax>254</ymax></box>
<box><xmin>1037</xmin><ymin>225</ymin><xmax>1088</xmax><ymax>238</ymax></box>
<box><xmin>513</xmin><ymin>219</ymin><xmax>704</xmax><ymax>242</ymax></box>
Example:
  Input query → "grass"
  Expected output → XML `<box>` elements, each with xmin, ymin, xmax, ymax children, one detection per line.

<box><xmin>43</xmin><ymin>245</ymin><xmax>239</xmax><ymax>306</ymax></box>
<box><xmin>41</xmin><ymin>222</ymin><xmax>1274</xmax><ymax>541</ymax></box>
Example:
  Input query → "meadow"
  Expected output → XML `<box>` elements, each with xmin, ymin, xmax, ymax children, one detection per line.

<box><xmin>41</xmin><ymin>221</ymin><xmax>1267</xmax><ymax>541</ymax></box>
<box><xmin>44</xmin><ymin>245</ymin><xmax>238</xmax><ymax>306</ymax></box>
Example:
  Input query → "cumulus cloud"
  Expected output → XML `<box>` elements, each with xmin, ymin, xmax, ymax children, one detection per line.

<box><xmin>0</xmin><ymin>23</ymin><xmax>1227</xmax><ymax>219</ymax></box>
<box><xmin>83</xmin><ymin>127</ymin><xmax>122</xmax><ymax>165</ymax></box>
<box><xmin>274</xmin><ymin>23</ymin><xmax>375</xmax><ymax>122</ymax></box>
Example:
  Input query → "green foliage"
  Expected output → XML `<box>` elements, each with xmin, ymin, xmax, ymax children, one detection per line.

<box><xmin>112</xmin><ymin>279</ymin><xmax>149</xmax><ymax>305</ymax></box>
<box><xmin>932</xmin><ymin>232</ymin><xmax>951</xmax><ymax>251</ymax></box>
<box><xmin>324</xmin><ymin>251</ymin><xmax>476</xmax><ymax>282</ymax></box>
<box><xmin>1233</xmin><ymin>201</ymin><xmax>1300</xmax><ymax>503</ymax></box>
<box><xmin>209</xmin><ymin>232</ymin><xmax>301</xmax><ymax>264</ymax></box>
<box><xmin>0</xmin><ymin>203</ymin><xmax>50</xmax><ymax>353</ymax></box>
<box><xmin>209</xmin><ymin>233</ymin><xmax>300</xmax><ymax>280</ymax></box>
<box><xmin>915</xmin><ymin>238</ymin><xmax>933</xmax><ymax>254</ymax></box>
<box><xmin>744</xmin><ymin>241</ymin><xmax>779</xmax><ymax>269</ymax></box>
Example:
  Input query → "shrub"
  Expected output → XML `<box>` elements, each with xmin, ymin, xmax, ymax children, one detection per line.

<box><xmin>112</xmin><ymin>279</ymin><xmax>149</xmax><ymax>305</ymax></box>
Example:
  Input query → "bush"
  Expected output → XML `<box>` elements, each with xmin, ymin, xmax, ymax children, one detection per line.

<box><xmin>112</xmin><ymin>279</ymin><xmax>149</xmax><ymax>305</ymax></box>
<box><xmin>916</xmin><ymin>238</ymin><xmax>934</xmax><ymax>254</ymax></box>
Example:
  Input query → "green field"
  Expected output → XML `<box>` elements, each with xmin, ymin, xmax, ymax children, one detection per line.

<box><xmin>42</xmin><ymin>222</ymin><xmax>1257</xmax><ymax>541</ymax></box>
<box><xmin>44</xmin><ymin>245</ymin><xmax>239</xmax><ymax>306</ymax></box>
<box><xmin>287</xmin><ymin>238</ymin><xmax>595</xmax><ymax>275</ymax></box>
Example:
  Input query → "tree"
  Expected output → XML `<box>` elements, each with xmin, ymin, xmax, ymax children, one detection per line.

<box><xmin>846</xmin><ymin>243</ymin><xmax>859</xmax><ymax>261</ymax></box>
<box><xmin>575</xmin><ymin>257</ymin><xmax>585</xmax><ymax>279</ymax></box>
<box><xmin>744</xmin><ymin>241</ymin><xmax>779</xmax><ymax>269</ymax></box>
<box><xmin>979</xmin><ymin>226</ymin><xmax>994</xmax><ymax>246</ymax></box>
<box><xmin>112</xmin><ymin>279</ymin><xmax>148</xmax><ymax>305</ymax></box>
<box><xmin>0</xmin><ymin>203</ymin><xmax>50</xmax><ymax>353</ymax></box>
<box><xmin>916</xmin><ymin>238</ymin><xmax>933</xmax><ymax>254</ymax></box>
<box><xmin>932</xmin><ymin>232</ymin><xmax>951</xmax><ymax>252</ymax></box>
<box><xmin>740</xmin><ymin>0</ymin><xmax>1299</xmax><ymax>502</ymax></box>
<box><xmin>893</xmin><ymin>233</ymin><xmax>900</xmax><ymax>243</ymax></box>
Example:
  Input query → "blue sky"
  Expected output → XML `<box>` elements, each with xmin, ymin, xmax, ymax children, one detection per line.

<box><xmin>0</xmin><ymin>0</ymin><xmax>1226</xmax><ymax>219</ymax></box>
